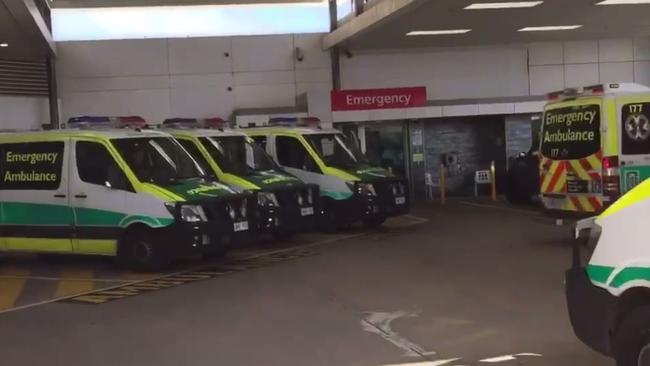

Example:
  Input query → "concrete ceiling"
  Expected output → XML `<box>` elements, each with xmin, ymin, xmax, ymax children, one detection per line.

<box><xmin>51</xmin><ymin>0</ymin><xmax>320</xmax><ymax>8</ymax></box>
<box><xmin>0</xmin><ymin>0</ymin><xmax>54</xmax><ymax>58</ymax></box>
<box><xmin>327</xmin><ymin>0</ymin><xmax>650</xmax><ymax>50</ymax></box>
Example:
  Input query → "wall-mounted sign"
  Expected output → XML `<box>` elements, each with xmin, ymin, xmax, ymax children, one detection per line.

<box><xmin>331</xmin><ymin>87</ymin><xmax>427</xmax><ymax>111</ymax></box>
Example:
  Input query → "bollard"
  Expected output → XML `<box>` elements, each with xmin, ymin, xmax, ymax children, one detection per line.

<box><xmin>490</xmin><ymin>160</ymin><xmax>497</xmax><ymax>202</ymax></box>
<box><xmin>439</xmin><ymin>163</ymin><xmax>446</xmax><ymax>205</ymax></box>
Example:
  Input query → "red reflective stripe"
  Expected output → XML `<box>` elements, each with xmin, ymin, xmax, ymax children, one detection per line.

<box><xmin>571</xmin><ymin>197</ymin><xmax>584</xmax><ymax>211</ymax></box>
<box><xmin>595</xmin><ymin>150</ymin><xmax>603</xmax><ymax>161</ymax></box>
<box><xmin>579</xmin><ymin>158</ymin><xmax>593</xmax><ymax>172</ymax></box>
<box><xmin>588</xmin><ymin>197</ymin><xmax>602</xmax><ymax>211</ymax></box>
<box><xmin>546</xmin><ymin>162</ymin><xmax>565</xmax><ymax>192</ymax></box>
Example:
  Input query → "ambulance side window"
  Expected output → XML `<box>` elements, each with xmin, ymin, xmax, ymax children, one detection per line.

<box><xmin>0</xmin><ymin>141</ymin><xmax>64</xmax><ymax>190</ymax></box>
<box><xmin>621</xmin><ymin>102</ymin><xmax>650</xmax><ymax>155</ymax></box>
<box><xmin>76</xmin><ymin>141</ymin><xmax>132</xmax><ymax>192</ymax></box>
<box><xmin>176</xmin><ymin>139</ymin><xmax>213</xmax><ymax>177</ymax></box>
<box><xmin>276</xmin><ymin>136</ymin><xmax>320</xmax><ymax>173</ymax></box>
<box><xmin>251</xmin><ymin>136</ymin><xmax>267</xmax><ymax>151</ymax></box>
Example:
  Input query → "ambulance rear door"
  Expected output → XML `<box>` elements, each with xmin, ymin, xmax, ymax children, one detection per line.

<box><xmin>617</xmin><ymin>94</ymin><xmax>650</xmax><ymax>193</ymax></box>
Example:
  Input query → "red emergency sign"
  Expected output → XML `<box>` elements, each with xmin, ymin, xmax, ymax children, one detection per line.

<box><xmin>331</xmin><ymin>87</ymin><xmax>427</xmax><ymax>111</ymax></box>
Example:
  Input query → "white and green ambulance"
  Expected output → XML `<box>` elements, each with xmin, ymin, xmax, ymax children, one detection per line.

<box><xmin>161</xmin><ymin>118</ymin><xmax>318</xmax><ymax>239</ymax></box>
<box><xmin>568</xmin><ymin>177</ymin><xmax>650</xmax><ymax>366</ymax></box>
<box><xmin>244</xmin><ymin>117</ymin><xmax>409</xmax><ymax>230</ymax></box>
<box><xmin>0</xmin><ymin>116</ymin><xmax>253</xmax><ymax>270</ymax></box>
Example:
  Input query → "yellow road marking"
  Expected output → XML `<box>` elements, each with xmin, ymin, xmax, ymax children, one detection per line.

<box><xmin>124</xmin><ymin>271</ymin><xmax>160</xmax><ymax>281</ymax></box>
<box><xmin>0</xmin><ymin>266</ymin><xmax>30</xmax><ymax>310</ymax></box>
<box><xmin>55</xmin><ymin>268</ymin><xmax>95</xmax><ymax>297</ymax></box>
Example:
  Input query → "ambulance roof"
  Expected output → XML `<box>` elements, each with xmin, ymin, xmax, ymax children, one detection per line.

<box><xmin>0</xmin><ymin>128</ymin><xmax>171</xmax><ymax>142</ymax></box>
<box><xmin>242</xmin><ymin>126</ymin><xmax>341</xmax><ymax>135</ymax></box>
<box><xmin>546</xmin><ymin>83</ymin><xmax>650</xmax><ymax>107</ymax></box>
<box><xmin>162</xmin><ymin>128</ymin><xmax>247</xmax><ymax>138</ymax></box>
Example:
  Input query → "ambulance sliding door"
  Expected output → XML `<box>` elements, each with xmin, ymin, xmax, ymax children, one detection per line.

<box><xmin>0</xmin><ymin>140</ymin><xmax>73</xmax><ymax>252</ymax></box>
<box><xmin>617</xmin><ymin>96</ymin><xmax>650</xmax><ymax>193</ymax></box>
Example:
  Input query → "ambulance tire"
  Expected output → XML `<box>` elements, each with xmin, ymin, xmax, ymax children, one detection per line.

<box><xmin>363</xmin><ymin>217</ymin><xmax>386</xmax><ymax>228</ymax></box>
<box><xmin>613</xmin><ymin>305</ymin><xmax>650</xmax><ymax>366</ymax></box>
<box><xmin>202</xmin><ymin>241</ymin><xmax>231</xmax><ymax>259</ymax></box>
<box><xmin>273</xmin><ymin>229</ymin><xmax>295</xmax><ymax>241</ymax></box>
<box><xmin>118</xmin><ymin>227</ymin><xmax>169</xmax><ymax>272</ymax></box>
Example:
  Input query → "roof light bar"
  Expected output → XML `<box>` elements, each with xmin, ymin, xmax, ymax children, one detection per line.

<box><xmin>518</xmin><ymin>25</ymin><xmax>582</xmax><ymax>32</ymax></box>
<box><xmin>268</xmin><ymin>117</ymin><xmax>321</xmax><ymax>128</ymax></box>
<box><xmin>406</xmin><ymin>29</ymin><xmax>472</xmax><ymax>36</ymax></box>
<box><xmin>67</xmin><ymin>115</ymin><xmax>148</xmax><ymax>129</ymax></box>
<box><xmin>597</xmin><ymin>0</ymin><xmax>650</xmax><ymax>4</ymax></box>
<box><xmin>465</xmin><ymin>1</ymin><xmax>543</xmax><ymax>9</ymax></box>
<box><xmin>162</xmin><ymin>117</ymin><xmax>230</xmax><ymax>130</ymax></box>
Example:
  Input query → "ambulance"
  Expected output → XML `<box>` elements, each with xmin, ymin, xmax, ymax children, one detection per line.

<box><xmin>539</xmin><ymin>83</ymin><xmax>650</xmax><ymax>214</ymax></box>
<box><xmin>244</xmin><ymin>117</ymin><xmax>409</xmax><ymax>230</ymax></box>
<box><xmin>567</xmin><ymin>178</ymin><xmax>650</xmax><ymax>366</ymax></box>
<box><xmin>161</xmin><ymin>118</ymin><xmax>318</xmax><ymax>238</ymax></box>
<box><xmin>0</xmin><ymin>116</ymin><xmax>253</xmax><ymax>270</ymax></box>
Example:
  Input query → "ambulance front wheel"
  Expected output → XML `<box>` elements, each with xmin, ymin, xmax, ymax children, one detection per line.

<box><xmin>118</xmin><ymin>227</ymin><xmax>170</xmax><ymax>272</ymax></box>
<box><xmin>613</xmin><ymin>305</ymin><xmax>650</xmax><ymax>366</ymax></box>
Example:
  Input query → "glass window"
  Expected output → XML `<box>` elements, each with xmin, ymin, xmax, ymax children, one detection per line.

<box><xmin>199</xmin><ymin>136</ymin><xmax>277</xmax><ymax>175</ymax></box>
<box><xmin>176</xmin><ymin>139</ymin><xmax>215</xmax><ymax>177</ymax></box>
<box><xmin>304</xmin><ymin>133</ymin><xmax>368</xmax><ymax>168</ymax></box>
<box><xmin>76</xmin><ymin>141</ymin><xmax>132</xmax><ymax>191</ymax></box>
<box><xmin>250</xmin><ymin>136</ymin><xmax>267</xmax><ymax>151</ymax></box>
<box><xmin>540</xmin><ymin>104</ymin><xmax>600</xmax><ymax>160</ymax></box>
<box><xmin>276</xmin><ymin>136</ymin><xmax>320</xmax><ymax>172</ymax></box>
<box><xmin>111</xmin><ymin>137</ymin><xmax>205</xmax><ymax>186</ymax></box>
<box><xmin>622</xmin><ymin>102</ymin><xmax>650</xmax><ymax>155</ymax></box>
<box><xmin>0</xmin><ymin>141</ymin><xmax>64</xmax><ymax>190</ymax></box>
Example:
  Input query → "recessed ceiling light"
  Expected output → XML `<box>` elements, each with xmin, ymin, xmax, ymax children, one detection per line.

<box><xmin>0</xmin><ymin>43</ymin><xmax>8</xmax><ymax>47</ymax></box>
<box><xmin>518</xmin><ymin>25</ymin><xmax>582</xmax><ymax>32</ymax></box>
<box><xmin>406</xmin><ymin>29</ymin><xmax>472</xmax><ymax>36</ymax></box>
<box><xmin>597</xmin><ymin>0</ymin><xmax>650</xmax><ymax>4</ymax></box>
<box><xmin>465</xmin><ymin>1</ymin><xmax>543</xmax><ymax>9</ymax></box>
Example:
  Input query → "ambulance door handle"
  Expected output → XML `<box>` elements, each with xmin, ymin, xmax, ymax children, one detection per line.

<box><xmin>621</xmin><ymin>161</ymin><xmax>627</xmax><ymax>166</ymax></box>
<box><xmin>53</xmin><ymin>194</ymin><xmax>66</xmax><ymax>198</ymax></box>
<box><xmin>74</xmin><ymin>194</ymin><xmax>87</xmax><ymax>199</ymax></box>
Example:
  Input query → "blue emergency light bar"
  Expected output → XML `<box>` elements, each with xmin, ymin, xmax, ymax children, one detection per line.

<box><xmin>67</xmin><ymin>115</ymin><xmax>148</xmax><ymax>129</ymax></box>
<box><xmin>268</xmin><ymin>116</ymin><xmax>320</xmax><ymax>128</ymax></box>
<box><xmin>162</xmin><ymin>117</ymin><xmax>229</xmax><ymax>130</ymax></box>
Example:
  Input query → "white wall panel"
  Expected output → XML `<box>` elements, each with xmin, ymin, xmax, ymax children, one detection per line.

<box><xmin>635</xmin><ymin>38</ymin><xmax>650</xmax><ymax>61</ymax></box>
<box><xmin>231</xmin><ymin>35</ymin><xmax>294</xmax><ymax>72</ymax></box>
<box><xmin>169</xmin><ymin>73</ymin><xmax>232</xmax><ymax>89</ymax></box>
<box><xmin>169</xmin><ymin>87</ymin><xmax>234</xmax><ymax>119</ymax></box>
<box><xmin>600</xmin><ymin>62</ymin><xmax>635</xmax><ymax>83</ymax></box>
<box><xmin>57</xmin><ymin>39</ymin><xmax>168</xmax><ymax>78</ymax></box>
<box><xmin>234</xmin><ymin>84</ymin><xmax>296</xmax><ymax>109</ymax></box>
<box><xmin>168</xmin><ymin>37</ymin><xmax>232</xmax><ymax>74</ymax></box>
<box><xmin>634</xmin><ymin>61</ymin><xmax>650</xmax><ymax>86</ymax></box>
<box><xmin>128</xmin><ymin>89</ymin><xmax>171</xmax><ymax>123</ymax></box>
<box><xmin>564</xmin><ymin>63</ymin><xmax>599</xmax><ymax>87</ymax></box>
<box><xmin>564</xmin><ymin>41</ymin><xmax>598</xmax><ymax>64</ymax></box>
<box><xmin>295</xmin><ymin>68</ymin><xmax>331</xmax><ymax>83</ymax></box>
<box><xmin>529</xmin><ymin>65</ymin><xmax>564</xmax><ymax>95</ymax></box>
<box><xmin>294</xmin><ymin>34</ymin><xmax>330</xmax><ymax>70</ymax></box>
<box><xmin>0</xmin><ymin>96</ymin><xmax>49</xmax><ymax>129</ymax></box>
<box><xmin>599</xmin><ymin>39</ymin><xmax>634</xmax><ymax>63</ymax></box>
<box><xmin>59</xmin><ymin>76</ymin><xmax>170</xmax><ymax>93</ymax></box>
<box><xmin>233</xmin><ymin>71</ymin><xmax>294</xmax><ymax>86</ymax></box>
<box><xmin>528</xmin><ymin>42</ymin><xmax>563</xmax><ymax>66</ymax></box>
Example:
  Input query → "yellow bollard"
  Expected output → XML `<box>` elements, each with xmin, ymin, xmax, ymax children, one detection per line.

<box><xmin>490</xmin><ymin>160</ymin><xmax>497</xmax><ymax>202</ymax></box>
<box><xmin>439</xmin><ymin>163</ymin><xmax>446</xmax><ymax>205</ymax></box>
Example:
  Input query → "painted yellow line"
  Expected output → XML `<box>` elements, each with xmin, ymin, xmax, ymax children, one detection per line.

<box><xmin>123</xmin><ymin>271</ymin><xmax>160</xmax><ymax>281</ymax></box>
<box><xmin>55</xmin><ymin>268</ymin><xmax>96</xmax><ymax>297</ymax></box>
<box><xmin>0</xmin><ymin>266</ymin><xmax>30</xmax><ymax>310</ymax></box>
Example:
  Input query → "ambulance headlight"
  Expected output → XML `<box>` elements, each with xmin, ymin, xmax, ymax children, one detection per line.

<box><xmin>296</xmin><ymin>192</ymin><xmax>304</xmax><ymax>206</ymax></box>
<box><xmin>226</xmin><ymin>204</ymin><xmax>237</xmax><ymax>220</ymax></box>
<box><xmin>240</xmin><ymin>199</ymin><xmax>248</xmax><ymax>218</ymax></box>
<box><xmin>356</xmin><ymin>183</ymin><xmax>376</xmax><ymax>196</ymax></box>
<box><xmin>257</xmin><ymin>192</ymin><xmax>278</xmax><ymax>207</ymax></box>
<box><xmin>180</xmin><ymin>205</ymin><xmax>207</xmax><ymax>223</ymax></box>
<box><xmin>307</xmin><ymin>188</ymin><xmax>314</xmax><ymax>205</ymax></box>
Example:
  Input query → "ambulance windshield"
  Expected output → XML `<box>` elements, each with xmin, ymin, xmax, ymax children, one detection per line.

<box><xmin>112</xmin><ymin>137</ymin><xmax>206</xmax><ymax>185</ymax></box>
<box><xmin>540</xmin><ymin>104</ymin><xmax>601</xmax><ymax>160</ymax></box>
<box><xmin>305</xmin><ymin>133</ymin><xmax>368</xmax><ymax>168</ymax></box>
<box><xmin>200</xmin><ymin>135</ymin><xmax>277</xmax><ymax>176</ymax></box>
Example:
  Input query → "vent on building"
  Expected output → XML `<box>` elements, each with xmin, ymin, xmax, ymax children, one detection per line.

<box><xmin>0</xmin><ymin>59</ymin><xmax>48</xmax><ymax>97</ymax></box>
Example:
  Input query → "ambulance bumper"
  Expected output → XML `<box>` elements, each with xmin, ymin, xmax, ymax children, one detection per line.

<box><xmin>161</xmin><ymin>220</ymin><xmax>240</xmax><ymax>256</ymax></box>
<box><xmin>359</xmin><ymin>180</ymin><xmax>410</xmax><ymax>219</ymax></box>
<box><xmin>565</xmin><ymin>267</ymin><xmax>617</xmax><ymax>356</ymax></box>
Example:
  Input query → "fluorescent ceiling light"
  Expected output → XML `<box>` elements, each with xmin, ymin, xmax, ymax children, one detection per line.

<box><xmin>0</xmin><ymin>43</ymin><xmax>8</xmax><ymax>47</ymax></box>
<box><xmin>406</xmin><ymin>29</ymin><xmax>472</xmax><ymax>36</ymax></box>
<box><xmin>465</xmin><ymin>1</ymin><xmax>543</xmax><ymax>9</ymax></box>
<box><xmin>597</xmin><ymin>0</ymin><xmax>650</xmax><ymax>4</ymax></box>
<box><xmin>518</xmin><ymin>25</ymin><xmax>582</xmax><ymax>32</ymax></box>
